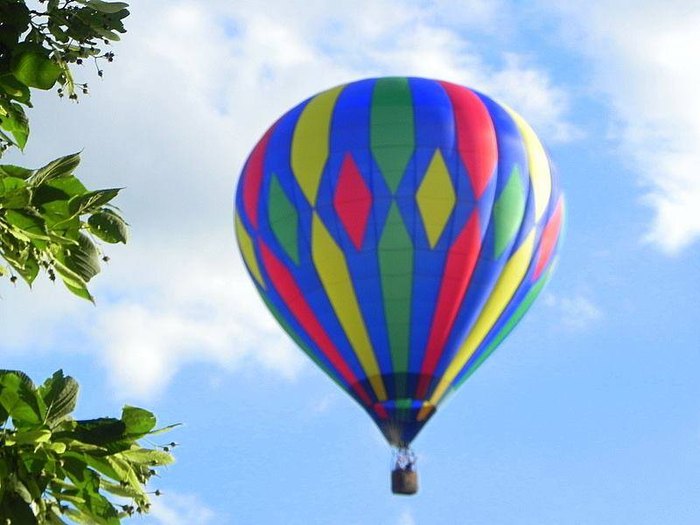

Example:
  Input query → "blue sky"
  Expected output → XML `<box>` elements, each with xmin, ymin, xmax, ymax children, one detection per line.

<box><xmin>2</xmin><ymin>1</ymin><xmax>700</xmax><ymax>523</ymax></box>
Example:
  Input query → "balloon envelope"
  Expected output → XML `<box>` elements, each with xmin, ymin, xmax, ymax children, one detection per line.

<box><xmin>235</xmin><ymin>77</ymin><xmax>564</xmax><ymax>446</ymax></box>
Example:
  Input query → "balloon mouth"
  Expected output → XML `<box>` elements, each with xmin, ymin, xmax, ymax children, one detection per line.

<box><xmin>372</xmin><ymin>399</ymin><xmax>437</xmax><ymax>447</ymax></box>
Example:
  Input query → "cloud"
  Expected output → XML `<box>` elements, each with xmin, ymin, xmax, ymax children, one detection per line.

<box><xmin>91</xmin><ymin>240</ymin><xmax>305</xmax><ymax>400</ymax></box>
<box><xmin>397</xmin><ymin>508</ymin><xmax>416</xmax><ymax>525</ymax></box>
<box><xmin>1</xmin><ymin>0</ymin><xmax>576</xmax><ymax>399</ymax></box>
<box><xmin>547</xmin><ymin>2</ymin><xmax>700</xmax><ymax>253</ymax></box>
<box><xmin>543</xmin><ymin>292</ymin><xmax>602</xmax><ymax>331</ymax></box>
<box><xmin>312</xmin><ymin>393</ymin><xmax>340</xmax><ymax>414</ymax></box>
<box><xmin>148</xmin><ymin>491</ymin><xmax>217</xmax><ymax>525</ymax></box>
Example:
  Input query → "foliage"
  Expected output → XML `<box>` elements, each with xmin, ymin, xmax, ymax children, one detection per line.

<box><xmin>0</xmin><ymin>0</ymin><xmax>129</xmax><ymax>153</ymax></box>
<box><xmin>0</xmin><ymin>370</ymin><xmax>177</xmax><ymax>524</ymax></box>
<box><xmin>0</xmin><ymin>0</ymin><xmax>130</xmax><ymax>299</ymax></box>
<box><xmin>0</xmin><ymin>153</ymin><xmax>127</xmax><ymax>302</ymax></box>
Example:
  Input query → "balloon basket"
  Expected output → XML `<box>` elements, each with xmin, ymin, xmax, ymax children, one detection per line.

<box><xmin>391</xmin><ymin>468</ymin><xmax>418</xmax><ymax>495</ymax></box>
<box><xmin>391</xmin><ymin>446</ymin><xmax>418</xmax><ymax>495</ymax></box>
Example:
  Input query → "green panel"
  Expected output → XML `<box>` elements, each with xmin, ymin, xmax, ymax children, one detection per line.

<box><xmin>378</xmin><ymin>202</ymin><xmax>413</xmax><ymax>396</ymax></box>
<box><xmin>453</xmin><ymin>268</ymin><xmax>552</xmax><ymax>391</ymax></box>
<box><xmin>493</xmin><ymin>165</ymin><xmax>526</xmax><ymax>258</ymax></box>
<box><xmin>268</xmin><ymin>174</ymin><xmax>299</xmax><ymax>265</ymax></box>
<box><xmin>371</xmin><ymin>77</ymin><xmax>415</xmax><ymax>193</ymax></box>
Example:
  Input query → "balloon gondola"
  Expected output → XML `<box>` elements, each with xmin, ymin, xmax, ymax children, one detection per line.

<box><xmin>234</xmin><ymin>77</ymin><xmax>564</xmax><ymax>494</ymax></box>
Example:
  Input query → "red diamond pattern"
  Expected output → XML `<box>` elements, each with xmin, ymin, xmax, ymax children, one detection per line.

<box><xmin>333</xmin><ymin>153</ymin><xmax>373</xmax><ymax>250</ymax></box>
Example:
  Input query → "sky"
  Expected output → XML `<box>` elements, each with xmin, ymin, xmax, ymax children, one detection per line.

<box><xmin>2</xmin><ymin>0</ymin><xmax>700</xmax><ymax>523</ymax></box>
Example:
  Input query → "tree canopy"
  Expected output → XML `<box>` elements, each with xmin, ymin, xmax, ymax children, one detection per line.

<box><xmin>1</xmin><ymin>0</ymin><xmax>130</xmax><ymax>301</ymax></box>
<box><xmin>1</xmin><ymin>3</ymin><xmax>178</xmax><ymax>524</ymax></box>
<box><xmin>0</xmin><ymin>370</ymin><xmax>177</xmax><ymax>524</ymax></box>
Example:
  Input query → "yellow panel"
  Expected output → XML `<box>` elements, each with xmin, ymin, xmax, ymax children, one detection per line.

<box><xmin>428</xmin><ymin>230</ymin><xmax>536</xmax><ymax>405</ymax></box>
<box><xmin>235</xmin><ymin>212</ymin><xmax>265</xmax><ymax>289</ymax></box>
<box><xmin>311</xmin><ymin>213</ymin><xmax>387</xmax><ymax>400</ymax></box>
<box><xmin>417</xmin><ymin>404</ymin><xmax>433</xmax><ymax>422</ymax></box>
<box><xmin>416</xmin><ymin>149</ymin><xmax>456</xmax><ymax>248</ymax></box>
<box><xmin>504</xmin><ymin>107</ymin><xmax>551</xmax><ymax>223</ymax></box>
<box><xmin>291</xmin><ymin>85</ymin><xmax>345</xmax><ymax>206</ymax></box>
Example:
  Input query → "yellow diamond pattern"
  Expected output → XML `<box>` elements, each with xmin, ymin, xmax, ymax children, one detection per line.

<box><xmin>416</xmin><ymin>149</ymin><xmax>456</xmax><ymax>248</ymax></box>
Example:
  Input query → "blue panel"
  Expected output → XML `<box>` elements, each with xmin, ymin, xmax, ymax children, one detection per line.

<box><xmin>425</xmin><ymin>92</ymin><xmax>532</xmax><ymax>398</ymax></box>
<box><xmin>257</xmin><ymin>97</ymin><xmax>372</xmax><ymax>395</ymax></box>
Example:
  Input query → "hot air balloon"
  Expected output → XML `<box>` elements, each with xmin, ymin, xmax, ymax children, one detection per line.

<box><xmin>234</xmin><ymin>77</ymin><xmax>564</xmax><ymax>495</ymax></box>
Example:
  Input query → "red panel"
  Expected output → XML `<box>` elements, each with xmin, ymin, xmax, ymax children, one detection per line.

<box><xmin>333</xmin><ymin>153</ymin><xmax>373</xmax><ymax>250</ymax></box>
<box><xmin>242</xmin><ymin>126</ymin><xmax>274</xmax><ymax>229</ymax></box>
<box><xmin>533</xmin><ymin>197</ymin><xmax>564</xmax><ymax>280</ymax></box>
<box><xmin>416</xmin><ymin>211</ymin><xmax>481</xmax><ymax>399</ymax></box>
<box><xmin>440</xmin><ymin>81</ymin><xmax>497</xmax><ymax>199</ymax></box>
<box><xmin>258</xmin><ymin>239</ymin><xmax>373</xmax><ymax>406</ymax></box>
<box><xmin>373</xmin><ymin>404</ymin><xmax>389</xmax><ymax>420</ymax></box>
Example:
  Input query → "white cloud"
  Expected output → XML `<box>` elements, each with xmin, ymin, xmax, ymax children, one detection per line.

<box><xmin>547</xmin><ymin>2</ymin><xmax>700</xmax><ymax>253</ymax></box>
<box><xmin>91</xmin><ymin>240</ymin><xmax>305</xmax><ymax>400</ymax></box>
<box><xmin>312</xmin><ymin>393</ymin><xmax>339</xmax><ymax>414</ymax></box>
<box><xmin>149</xmin><ymin>491</ymin><xmax>217</xmax><ymax>525</ymax></box>
<box><xmin>397</xmin><ymin>508</ymin><xmax>416</xmax><ymax>525</ymax></box>
<box><xmin>1</xmin><ymin>0</ymin><xmax>575</xmax><ymax>398</ymax></box>
<box><xmin>543</xmin><ymin>292</ymin><xmax>602</xmax><ymax>331</ymax></box>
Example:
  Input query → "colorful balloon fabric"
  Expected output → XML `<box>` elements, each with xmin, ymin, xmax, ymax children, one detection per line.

<box><xmin>234</xmin><ymin>77</ymin><xmax>564</xmax><ymax>447</ymax></box>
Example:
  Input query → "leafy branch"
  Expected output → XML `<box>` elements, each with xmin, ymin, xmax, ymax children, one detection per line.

<box><xmin>0</xmin><ymin>0</ymin><xmax>129</xmax><ymax>153</ymax></box>
<box><xmin>0</xmin><ymin>152</ymin><xmax>127</xmax><ymax>302</ymax></box>
<box><xmin>0</xmin><ymin>0</ymin><xmax>130</xmax><ymax>299</ymax></box>
<box><xmin>0</xmin><ymin>370</ymin><xmax>178</xmax><ymax>524</ymax></box>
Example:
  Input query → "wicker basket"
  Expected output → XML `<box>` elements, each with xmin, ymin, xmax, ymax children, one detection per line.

<box><xmin>391</xmin><ymin>469</ymin><xmax>418</xmax><ymax>495</ymax></box>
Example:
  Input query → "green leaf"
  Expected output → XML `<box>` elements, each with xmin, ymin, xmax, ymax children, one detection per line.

<box><xmin>121</xmin><ymin>406</ymin><xmax>156</xmax><ymax>436</ymax></box>
<box><xmin>50</xmin><ymin>256</ymin><xmax>89</xmax><ymax>289</ymax></box>
<box><xmin>62</xmin><ymin>456</ymin><xmax>100</xmax><ymax>490</ymax></box>
<box><xmin>79</xmin><ymin>0</ymin><xmax>130</xmax><ymax>14</ymax></box>
<box><xmin>100</xmin><ymin>479</ymin><xmax>142</xmax><ymax>498</ymax></box>
<box><xmin>0</xmin><ymin>372</ymin><xmax>46</xmax><ymax>425</ymax></box>
<box><xmin>31</xmin><ymin>152</ymin><xmax>82</xmax><ymax>187</ymax></box>
<box><xmin>12</xmin><ymin>50</ymin><xmax>63</xmax><ymax>90</ymax></box>
<box><xmin>72</xmin><ymin>418</ymin><xmax>127</xmax><ymax>445</ymax></box>
<box><xmin>63</xmin><ymin>508</ymin><xmax>102</xmax><ymax>525</ymax></box>
<box><xmin>0</xmin><ymin>164</ymin><xmax>33</xmax><ymax>179</ymax></box>
<box><xmin>60</xmin><ymin>232</ymin><xmax>101</xmax><ymax>281</ymax></box>
<box><xmin>45</xmin><ymin>175</ymin><xmax>89</xmax><ymax>198</ymax></box>
<box><xmin>84</xmin><ymin>492</ymin><xmax>120</xmax><ymax>525</ymax></box>
<box><xmin>5</xmin><ymin>209</ymin><xmax>49</xmax><ymax>240</ymax></box>
<box><xmin>54</xmin><ymin>493</ymin><xmax>87</xmax><ymax>508</ymax></box>
<box><xmin>63</xmin><ymin>452</ymin><xmax>120</xmax><ymax>481</ymax></box>
<box><xmin>0</xmin><ymin>100</ymin><xmax>30</xmax><ymax>149</ymax></box>
<box><xmin>105</xmin><ymin>455</ymin><xmax>144</xmax><ymax>494</ymax></box>
<box><xmin>11</xmin><ymin>428</ymin><xmax>52</xmax><ymax>445</ymax></box>
<box><xmin>0</xmin><ymin>370</ymin><xmax>35</xmax><ymax>389</ymax></box>
<box><xmin>119</xmin><ymin>448</ymin><xmax>174</xmax><ymax>466</ymax></box>
<box><xmin>49</xmin><ymin>441</ymin><xmax>67</xmax><ymax>454</ymax></box>
<box><xmin>20</xmin><ymin>451</ymin><xmax>49</xmax><ymax>476</ymax></box>
<box><xmin>87</xmin><ymin>208</ymin><xmax>128</xmax><ymax>244</ymax></box>
<box><xmin>144</xmin><ymin>422</ymin><xmax>182</xmax><ymax>436</ymax></box>
<box><xmin>10</xmin><ymin>257</ymin><xmax>40</xmax><ymax>286</ymax></box>
<box><xmin>0</xmin><ymin>73</ymin><xmax>32</xmax><ymax>104</ymax></box>
<box><xmin>0</xmin><ymin>176</ymin><xmax>31</xmax><ymax>207</ymax></box>
<box><xmin>39</xmin><ymin>370</ymin><xmax>79</xmax><ymax>426</ymax></box>
<box><xmin>68</xmin><ymin>188</ymin><xmax>121</xmax><ymax>216</ymax></box>
<box><xmin>63</xmin><ymin>279</ymin><xmax>95</xmax><ymax>303</ymax></box>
